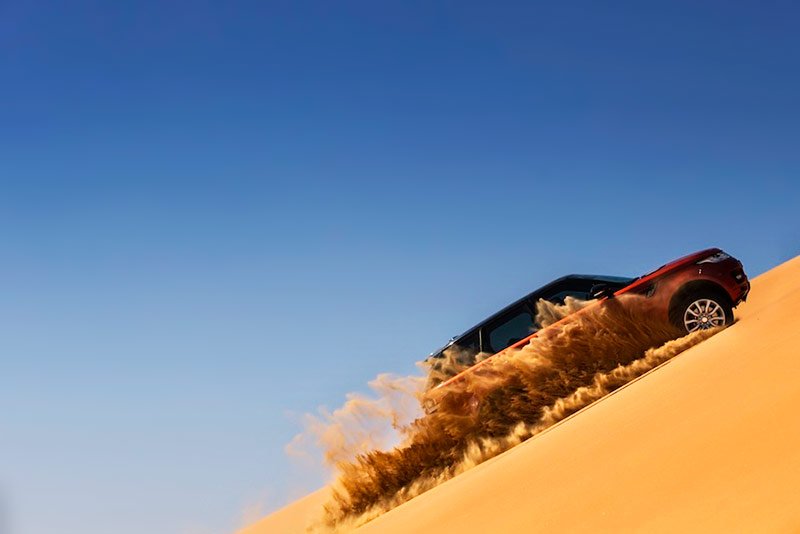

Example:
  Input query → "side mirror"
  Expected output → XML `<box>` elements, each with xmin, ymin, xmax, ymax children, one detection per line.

<box><xmin>589</xmin><ymin>283</ymin><xmax>615</xmax><ymax>300</ymax></box>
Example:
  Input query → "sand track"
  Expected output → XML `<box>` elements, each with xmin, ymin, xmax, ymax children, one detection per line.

<box><xmin>243</xmin><ymin>255</ymin><xmax>800</xmax><ymax>533</ymax></box>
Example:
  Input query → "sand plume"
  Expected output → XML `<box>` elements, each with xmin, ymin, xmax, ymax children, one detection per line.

<box><xmin>297</xmin><ymin>295</ymin><xmax>722</xmax><ymax>531</ymax></box>
<box><xmin>286</xmin><ymin>373</ymin><xmax>426</xmax><ymax>468</ymax></box>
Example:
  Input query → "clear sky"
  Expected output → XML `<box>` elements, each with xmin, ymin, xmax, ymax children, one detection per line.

<box><xmin>2</xmin><ymin>1</ymin><xmax>799</xmax><ymax>533</ymax></box>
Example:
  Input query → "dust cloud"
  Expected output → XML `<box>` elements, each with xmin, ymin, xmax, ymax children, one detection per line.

<box><xmin>290</xmin><ymin>295</ymin><xmax>721</xmax><ymax>532</ymax></box>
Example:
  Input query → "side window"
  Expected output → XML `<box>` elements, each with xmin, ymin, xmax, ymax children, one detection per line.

<box><xmin>548</xmin><ymin>289</ymin><xmax>589</xmax><ymax>303</ymax></box>
<box><xmin>543</xmin><ymin>280</ymin><xmax>592</xmax><ymax>304</ymax></box>
<box><xmin>453</xmin><ymin>331</ymin><xmax>480</xmax><ymax>353</ymax></box>
<box><xmin>531</xmin><ymin>280</ymin><xmax>590</xmax><ymax>329</ymax></box>
<box><xmin>486</xmin><ymin>310</ymin><xmax>535</xmax><ymax>353</ymax></box>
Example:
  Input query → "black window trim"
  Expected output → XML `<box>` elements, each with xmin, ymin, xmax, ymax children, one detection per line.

<box><xmin>479</xmin><ymin>301</ymin><xmax>536</xmax><ymax>353</ymax></box>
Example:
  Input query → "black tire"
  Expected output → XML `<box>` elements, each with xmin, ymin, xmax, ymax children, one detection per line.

<box><xmin>669</xmin><ymin>289</ymin><xmax>733</xmax><ymax>334</ymax></box>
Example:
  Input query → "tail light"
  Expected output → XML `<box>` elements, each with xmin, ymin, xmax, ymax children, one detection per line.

<box><xmin>697</xmin><ymin>252</ymin><xmax>731</xmax><ymax>264</ymax></box>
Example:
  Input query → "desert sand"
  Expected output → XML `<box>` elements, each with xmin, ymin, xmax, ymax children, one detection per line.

<box><xmin>243</xmin><ymin>255</ymin><xmax>800</xmax><ymax>533</ymax></box>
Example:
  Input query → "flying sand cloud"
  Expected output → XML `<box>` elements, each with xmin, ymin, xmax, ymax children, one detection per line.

<box><xmin>289</xmin><ymin>295</ymin><xmax>722</xmax><ymax>532</ymax></box>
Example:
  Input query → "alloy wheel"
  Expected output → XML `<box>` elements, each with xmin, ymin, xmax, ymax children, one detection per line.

<box><xmin>683</xmin><ymin>298</ymin><xmax>726</xmax><ymax>332</ymax></box>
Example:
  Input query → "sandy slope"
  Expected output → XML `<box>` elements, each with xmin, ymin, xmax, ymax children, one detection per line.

<box><xmin>243</xmin><ymin>255</ymin><xmax>800</xmax><ymax>533</ymax></box>
<box><xmin>241</xmin><ymin>489</ymin><xmax>329</xmax><ymax>534</ymax></box>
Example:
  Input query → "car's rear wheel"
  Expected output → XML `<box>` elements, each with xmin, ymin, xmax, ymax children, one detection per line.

<box><xmin>670</xmin><ymin>291</ymin><xmax>733</xmax><ymax>334</ymax></box>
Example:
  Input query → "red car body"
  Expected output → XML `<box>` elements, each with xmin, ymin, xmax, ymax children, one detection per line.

<box><xmin>429</xmin><ymin>248</ymin><xmax>749</xmax><ymax>396</ymax></box>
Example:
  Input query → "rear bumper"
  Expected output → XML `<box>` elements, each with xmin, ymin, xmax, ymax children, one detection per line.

<box><xmin>730</xmin><ymin>262</ymin><xmax>750</xmax><ymax>305</ymax></box>
<box><xmin>736</xmin><ymin>283</ymin><xmax>750</xmax><ymax>304</ymax></box>
<box><xmin>717</xmin><ymin>258</ymin><xmax>750</xmax><ymax>306</ymax></box>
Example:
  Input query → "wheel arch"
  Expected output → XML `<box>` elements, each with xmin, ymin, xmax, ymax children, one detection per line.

<box><xmin>668</xmin><ymin>279</ymin><xmax>732</xmax><ymax>317</ymax></box>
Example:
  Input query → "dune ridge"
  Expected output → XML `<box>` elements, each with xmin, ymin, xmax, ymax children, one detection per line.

<box><xmin>243</xmin><ymin>255</ymin><xmax>800</xmax><ymax>534</ymax></box>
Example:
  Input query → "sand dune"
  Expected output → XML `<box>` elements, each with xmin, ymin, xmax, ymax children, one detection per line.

<box><xmin>242</xmin><ymin>489</ymin><xmax>330</xmax><ymax>534</ymax></box>
<box><xmin>243</xmin><ymin>255</ymin><xmax>800</xmax><ymax>533</ymax></box>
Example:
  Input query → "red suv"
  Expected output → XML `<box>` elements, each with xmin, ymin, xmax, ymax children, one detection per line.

<box><xmin>426</xmin><ymin>248</ymin><xmax>749</xmax><ymax>390</ymax></box>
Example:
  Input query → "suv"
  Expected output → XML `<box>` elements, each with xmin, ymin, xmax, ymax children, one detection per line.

<box><xmin>427</xmin><ymin>248</ymin><xmax>749</xmax><ymax>387</ymax></box>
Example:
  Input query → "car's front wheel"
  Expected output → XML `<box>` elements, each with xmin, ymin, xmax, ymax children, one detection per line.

<box><xmin>670</xmin><ymin>291</ymin><xmax>733</xmax><ymax>333</ymax></box>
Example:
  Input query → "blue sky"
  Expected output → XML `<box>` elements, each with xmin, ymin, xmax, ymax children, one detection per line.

<box><xmin>2</xmin><ymin>1</ymin><xmax>799</xmax><ymax>533</ymax></box>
